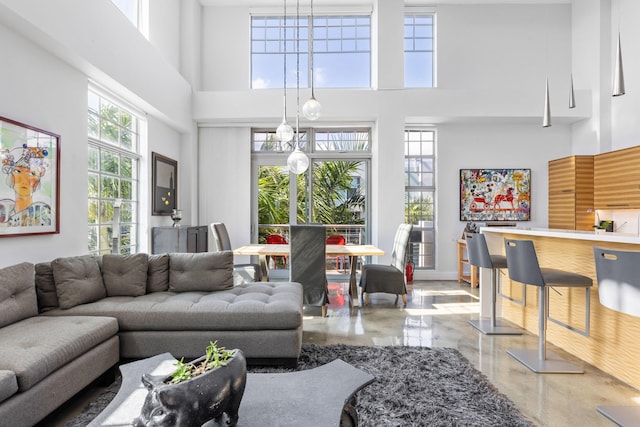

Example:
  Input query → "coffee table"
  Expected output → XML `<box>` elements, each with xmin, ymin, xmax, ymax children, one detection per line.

<box><xmin>89</xmin><ymin>352</ymin><xmax>374</xmax><ymax>426</ymax></box>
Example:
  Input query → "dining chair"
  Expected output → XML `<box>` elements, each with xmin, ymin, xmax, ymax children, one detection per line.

<box><xmin>593</xmin><ymin>246</ymin><xmax>640</xmax><ymax>426</ymax></box>
<box><xmin>266</xmin><ymin>233</ymin><xmax>288</xmax><ymax>269</ymax></box>
<box><xmin>289</xmin><ymin>224</ymin><xmax>329</xmax><ymax>316</ymax></box>
<box><xmin>503</xmin><ymin>238</ymin><xmax>592</xmax><ymax>373</ymax></box>
<box><xmin>465</xmin><ymin>232</ymin><xmax>522</xmax><ymax>335</ymax></box>
<box><xmin>210</xmin><ymin>222</ymin><xmax>263</xmax><ymax>283</ymax></box>
<box><xmin>326</xmin><ymin>234</ymin><xmax>347</xmax><ymax>272</ymax></box>
<box><xmin>359</xmin><ymin>224</ymin><xmax>413</xmax><ymax>307</ymax></box>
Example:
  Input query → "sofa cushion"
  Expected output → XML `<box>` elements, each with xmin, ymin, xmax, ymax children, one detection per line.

<box><xmin>101</xmin><ymin>254</ymin><xmax>148</xmax><ymax>297</ymax></box>
<box><xmin>45</xmin><ymin>282</ymin><xmax>303</xmax><ymax>331</ymax></box>
<box><xmin>147</xmin><ymin>253</ymin><xmax>170</xmax><ymax>293</ymax></box>
<box><xmin>0</xmin><ymin>316</ymin><xmax>118</xmax><ymax>392</ymax></box>
<box><xmin>0</xmin><ymin>370</ymin><xmax>18</xmax><ymax>405</ymax></box>
<box><xmin>169</xmin><ymin>252</ymin><xmax>233</xmax><ymax>292</ymax></box>
<box><xmin>52</xmin><ymin>255</ymin><xmax>106</xmax><ymax>309</ymax></box>
<box><xmin>35</xmin><ymin>262</ymin><xmax>59</xmax><ymax>312</ymax></box>
<box><xmin>0</xmin><ymin>262</ymin><xmax>37</xmax><ymax>328</ymax></box>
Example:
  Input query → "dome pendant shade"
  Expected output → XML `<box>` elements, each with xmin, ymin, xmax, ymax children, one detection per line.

<box><xmin>287</xmin><ymin>147</ymin><xmax>309</xmax><ymax>174</ymax></box>
<box><xmin>302</xmin><ymin>96</ymin><xmax>322</xmax><ymax>120</ymax></box>
<box><xmin>613</xmin><ymin>32</ymin><xmax>625</xmax><ymax>97</ymax></box>
<box><xmin>542</xmin><ymin>78</ymin><xmax>551</xmax><ymax>128</ymax></box>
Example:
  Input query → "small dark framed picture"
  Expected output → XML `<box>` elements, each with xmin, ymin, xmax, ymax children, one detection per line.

<box><xmin>152</xmin><ymin>152</ymin><xmax>177</xmax><ymax>216</ymax></box>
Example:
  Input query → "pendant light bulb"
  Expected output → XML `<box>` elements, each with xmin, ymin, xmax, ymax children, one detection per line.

<box><xmin>287</xmin><ymin>147</ymin><xmax>309</xmax><ymax>174</ymax></box>
<box><xmin>542</xmin><ymin>78</ymin><xmax>551</xmax><ymax>128</ymax></box>
<box><xmin>302</xmin><ymin>96</ymin><xmax>322</xmax><ymax>121</ymax></box>
<box><xmin>613</xmin><ymin>32</ymin><xmax>625</xmax><ymax>97</ymax></box>
<box><xmin>276</xmin><ymin>119</ymin><xmax>294</xmax><ymax>143</ymax></box>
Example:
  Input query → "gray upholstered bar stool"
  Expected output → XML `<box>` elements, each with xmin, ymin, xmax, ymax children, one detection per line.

<box><xmin>465</xmin><ymin>232</ymin><xmax>522</xmax><ymax>335</ymax></box>
<box><xmin>593</xmin><ymin>246</ymin><xmax>640</xmax><ymax>426</ymax></box>
<box><xmin>504</xmin><ymin>238</ymin><xmax>592</xmax><ymax>373</ymax></box>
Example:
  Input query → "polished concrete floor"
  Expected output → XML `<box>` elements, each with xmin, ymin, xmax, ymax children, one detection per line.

<box><xmin>41</xmin><ymin>279</ymin><xmax>638</xmax><ymax>426</ymax></box>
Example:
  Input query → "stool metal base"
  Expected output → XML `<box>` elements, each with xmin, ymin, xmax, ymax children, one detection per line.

<box><xmin>597</xmin><ymin>405</ymin><xmax>640</xmax><ymax>427</ymax></box>
<box><xmin>468</xmin><ymin>319</ymin><xmax>523</xmax><ymax>335</ymax></box>
<box><xmin>507</xmin><ymin>349</ymin><xmax>584</xmax><ymax>373</ymax></box>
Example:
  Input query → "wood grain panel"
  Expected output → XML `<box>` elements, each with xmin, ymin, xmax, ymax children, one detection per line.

<box><xmin>548</xmin><ymin>156</ymin><xmax>594</xmax><ymax>231</ymax></box>
<box><xmin>498</xmin><ymin>233</ymin><xmax>640</xmax><ymax>389</ymax></box>
<box><xmin>594</xmin><ymin>146</ymin><xmax>640</xmax><ymax>209</ymax></box>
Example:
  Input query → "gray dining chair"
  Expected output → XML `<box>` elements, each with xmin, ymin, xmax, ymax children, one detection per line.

<box><xmin>289</xmin><ymin>224</ymin><xmax>329</xmax><ymax>317</ymax></box>
<box><xmin>504</xmin><ymin>238</ymin><xmax>592</xmax><ymax>373</ymax></box>
<box><xmin>593</xmin><ymin>246</ymin><xmax>640</xmax><ymax>426</ymax></box>
<box><xmin>465</xmin><ymin>232</ymin><xmax>522</xmax><ymax>335</ymax></box>
<box><xmin>210</xmin><ymin>222</ymin><xmax>263</xmax><ymax>284</ymax></box>
<box><xmin>359</xmin><ymin>224</ymin><xmax>413</xmax><ymax>307</ymax></box>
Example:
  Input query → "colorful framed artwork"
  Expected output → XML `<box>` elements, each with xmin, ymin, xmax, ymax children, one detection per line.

<box><xmin>152</xmin><ymin>152</ymin><xmax>177</xmax><ymax>216</ymax></box>
<box><xmin>0</xmin><ymin>116</ymin><xmax>60</xmax><ymax>237</ymax></box>
<box><xmin>460</xmin><ymin>168</ymin><xmax>531</xmax><ymax>221</ymax></box>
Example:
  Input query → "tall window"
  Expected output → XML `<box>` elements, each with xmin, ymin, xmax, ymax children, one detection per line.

<box><xmin>404</xmin><ymin>13</ymin><xmax>435</xmax><ymax>87</ymax></box>
<box><xmin>251</xmin><ymin>14</ymin><xmax>371</xmax><ymax>88</ymax></box>
<box><xmin>88</xmin><ymin>90</ymin><xmax>141</xmax><ymax>255</ymax></box>
<box><xmin>404</xmin><ymin>129</ymin><xmax>435</xmax><ymax>269</ymax></box>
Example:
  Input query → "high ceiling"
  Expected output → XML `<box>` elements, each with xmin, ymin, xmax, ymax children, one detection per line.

<box><xmin>200</xmin><ymin>0</ymin><xmax>570</xmax><ymax>6</ymax></box>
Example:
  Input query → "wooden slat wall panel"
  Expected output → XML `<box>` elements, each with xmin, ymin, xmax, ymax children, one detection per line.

<box><xmin>594</xmin><ymin>146</ymin><xmax>640</xmax><ymax>209</ymax></box>
<box><xmin>548</xmin><ymin>157</ymin><xmax>576</xmax><ymax>229</ymax></box>
<box><xmin>575</xmin><ymin>156</ymin><xmax>595</xmax><ymax>231</ymax></box>
<box><xmin>497</xmin><ymin>233</ymin><xmax>640</xmax><ymax>389</ymax></box>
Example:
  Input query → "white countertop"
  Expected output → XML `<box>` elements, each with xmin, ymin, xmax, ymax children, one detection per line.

<box><xmin>480</xmin><ymin>227</ymin><xmax>640</xmax><ymax>245</ymax></box>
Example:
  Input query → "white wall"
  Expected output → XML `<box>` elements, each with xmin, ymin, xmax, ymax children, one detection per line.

<box><xmin>0</xmin><ymin>0</ymin><xmax>191</xmax><ymax>267</ymax></box>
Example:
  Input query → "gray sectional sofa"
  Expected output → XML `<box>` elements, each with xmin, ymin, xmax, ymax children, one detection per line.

<box><xmin>0</xmin><ymin>251</ymin><xmax>303</xmax><ymax>427</ymax></box>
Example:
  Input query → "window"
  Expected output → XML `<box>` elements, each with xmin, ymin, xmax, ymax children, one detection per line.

<box><xmin>111</xmin><ymin>0</ymin><xmax>148</xmax><ymax>36</ymax></box>
<box><xmin>88</xmin><ymin>90</ymin><xmax>142</xmax><ymax>255</ymax></box>
<box><xmin>404</xmin><ymin>13</ymin><xmax>434</xmax><ymax>88</ymax></box>
<box><xmin>251</xmin><ymin>14</ymin><xmax>371</xmax><ymax>88</ymax></box>
<box><xmin>252</xmin><ymin>128</ymin><xmax>371</xmax><ymax>246</ymax></box>
<box><xmin>404</xmin><ymin>129</ymin><xmax>435</xmax><ymax>269</ymax></box>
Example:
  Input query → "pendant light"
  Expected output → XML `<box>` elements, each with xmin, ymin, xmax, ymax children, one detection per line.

<box><xmin>276</xmin><ymin>0</ymin><xmax>294</xmax><ymax>143</ymax></box>
<box><xmin>612</xmin><ymin>0</ymin><xmax>625</xmax><ymax>97</ymax></box>
<box><xmin>569</xmin><ymin>74</ymin><xmax>576</xmax><ymax>109</ymax></box>
<box><xmin>542</xmin><ymin>78</ymin><xmax>551</xmax><ymax>127</ymax></box>
<box><xmin>287</xmin><ymin>0</ymin><xmax>310</xmax><ymax>175</ymax></box>
<box><xmin>302</xmin><ymin>0</ymin><xmax>321</xmax><ymax>120</ymax></box>
<box><xmin>613</xmin><ymin>33</ymin><xmax>625</xmax><ymax>96</ymax></box>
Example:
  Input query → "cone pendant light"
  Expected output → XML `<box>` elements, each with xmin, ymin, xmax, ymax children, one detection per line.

<box><xmin>542</xmin><ymin>78</ymin><xmax>551</xmax><ymax>127</ymax></box>
<box><xmin>613</xmin><ymin>32</ymin><xmax>625</xmax><ymax>96</ymax></box>
<box><xmin>569</xmin><ymin>74</ymin><xmax>576</xmax><ymax>109</ymax></box>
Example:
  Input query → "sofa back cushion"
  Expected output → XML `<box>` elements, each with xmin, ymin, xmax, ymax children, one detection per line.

<box><xmin>35</xmin><ymin>262</ymin><xmax>59</xmax><ymax>312</ymax></box>
<box><xmin>169</xmin><ymin>251</ymin><xmax>233</xmax><ymax>292</ymax></box>
<box><xmin>101</xmin><ymin>253</ymin><xmax>149</xmax><ymax>296</ymax></box>
<box><xmin>52</xmin><ymin>255</ymin><xmax>106</xmax><ymax>309</ymax></box>
<box><xmin>0</xmin><ymin>262</ymin><xmax>37</xmax><ymax>328</ymax></box>
<box><xmin>147</xmin><ymin>253</ymin><xmax>170</xmax><ymax>293</ymax></box>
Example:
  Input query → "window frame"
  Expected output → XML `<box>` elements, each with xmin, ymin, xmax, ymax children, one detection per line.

<box><xmin>88</xmin><ymin>88</ymin><xmax>143</xmax><ymax>256</ymax></box>
<box><xmin>404</xmin><ymin>10</ymin><xmax>436</xmax><ymax>88</ymax></box>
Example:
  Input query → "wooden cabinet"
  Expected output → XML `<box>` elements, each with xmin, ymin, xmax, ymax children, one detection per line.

<box><xmin>151</xmin><ymin>226</ymin><xmax>208</xmax><ymax>254</ymax></box>
<box><xmin>548</xmin><ymin>156</ymin><xmax>594</xmax><ymax>231</ymax></box>
<box><xmin>457</xmin><ymin>239</ymin><xmax>478</xmax><ymax>288</ymax></box>
<box><xmin>594</xmin><ymin>146</ymin><xmax>640</xmax><ymax>209</ymax></box>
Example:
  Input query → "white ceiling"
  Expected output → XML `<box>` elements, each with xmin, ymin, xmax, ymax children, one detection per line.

<box><xmin>200</xmin><ymin>0</ymin><xmax>570</xmax><ymax>6</ymax></box>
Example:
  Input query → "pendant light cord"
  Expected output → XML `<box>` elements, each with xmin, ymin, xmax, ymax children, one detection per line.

<box><xmin>295</xmin><ymin>0</ymin><xmax>300</xmax><ymax>149</ymax></box>
<box><xmin>282</xmin><ymin>0</ymin><xmax>288</xmax><ymax>119</ymax></box>
<box><xmin>309</xmin><ymin>0</ymin><xmax>314</xmax><ymax>98</ymax></box>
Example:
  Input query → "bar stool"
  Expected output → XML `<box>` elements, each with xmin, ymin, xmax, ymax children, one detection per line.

<box><xmin>465</xmin><ymin>233</ymin><xmax>522</xmax><ymax>335</ymax></box>
<box><xmin>504</xmin><ymin>238</ymin><xmax>592</xmax><ymax>373</ymax></box>
<box><xmin>593</xmin><ymin>246</ymin><xmax>640</xmax><ymax>426</ymax></box>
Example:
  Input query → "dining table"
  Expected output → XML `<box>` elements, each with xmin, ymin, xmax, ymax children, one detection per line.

<box><xmin>233</xmin><ymin>243</ymin><xmax>384</xmax><ymax>307</ymax></box>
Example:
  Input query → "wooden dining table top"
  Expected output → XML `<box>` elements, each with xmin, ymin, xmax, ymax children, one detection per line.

<box><xmin>233</xmin><ymin>243</ymin><xmax>384</xmax><ymax>257</ymax></box>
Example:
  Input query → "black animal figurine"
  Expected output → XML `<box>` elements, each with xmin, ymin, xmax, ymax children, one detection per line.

<box><xmin>133</xmin><ymin>350</ymin><xmax>247</xmax><ymax>427</ymax></box>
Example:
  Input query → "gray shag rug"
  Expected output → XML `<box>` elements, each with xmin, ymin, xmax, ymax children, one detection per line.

<box><xmin>67</xmin><ymin>343</ymin><xmax>534</xmax><ymax>427</ymax></box>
